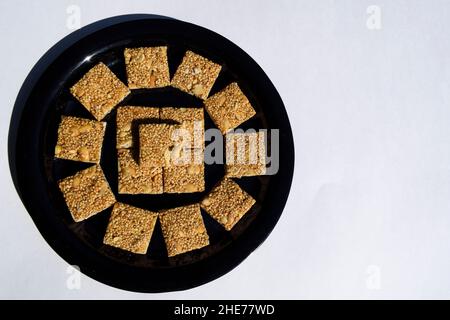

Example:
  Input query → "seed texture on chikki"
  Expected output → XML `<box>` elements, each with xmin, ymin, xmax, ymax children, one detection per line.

<box><xmin>103</xmin><ymin>202</ymin><xmax>158</xmax><ymax>254</ymax></box>
<box><xmin>225</xmin><ymin>131</ymin><xmax>266</xmax><ymax>178</ymax></box>
<box><xmin>164</xmin><ymin>147</ymin><xmax>204</xmax><ymax>168</ymax></box>
<box><xmin>124</xmin><ymin>47</ymin><xmax>170</xmax><ymax>89</ymax></box>
<box><xmin>139</xmin><ymin>123</ymin><xmax>176</xmax><ymax>167</ymax></box>
<box><xmin>117</xmin><ymin>149</ymin><xmax>163</xmax><ymax>194</ymax></box>
<box><xmin>70</xmin><ymin>62</ymin><xmax>130</xmax><ymax>121</ymax></box>
<box><xmin>171</xmin><ymin>51</ymin><xmax>221</xmax><ymax>100</ymax></box>
<box><xmin>160</xmin><ymin>107</ymin><xmax>204</xmax><ymax>149</ymax></box>
<box><xmin>200</xmin><ymin>178</ymin><xmax>255</xmax><ymax>231</ymax></box>
<box><xmin>54</xmin><ymin>116</ymin><xmax>106</xmax><ymax>163</ymax></box>
<box><xmin>116</xmin><ymin>106</ymin><xmax>160</xmax><ymax>149</ymax></box>
<box><xmin>58</xmin><ymin>165</ymin><xmax>116</xmax><ymax>222</ymax></box>
<box><xmin>159</xmin><ymin>204</ymin><xmax>209</xmax><ymax>257</ymax></box>
<box><xmin>204</xmin><ymin>82</ymin><xmax>256</xmax><ymax>134</ymax></box>
<box><xmin>163</xmin><ymin>164</ymin><xmax>205</xmax><ymax>193</ymax></box>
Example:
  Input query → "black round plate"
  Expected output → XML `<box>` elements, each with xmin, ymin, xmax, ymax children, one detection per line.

<box><xmin>8</xmin><ymin>15</ymin><xmax>294</xmax><ymax>293</ymax></box>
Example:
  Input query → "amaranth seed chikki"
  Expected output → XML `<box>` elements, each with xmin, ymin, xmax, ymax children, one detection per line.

<box><xmin>139</xmin><ymin>123</ymin><xmax>176</xmax><ymax>167</ymax></box>
<box><xmin>58</xmin><ymin>164</ymin><xmax>116</xmax><ymax>222</ymax></box>
<box><xmin>160</xmin><ymin>107</ymin><xmax>204</xmax><ymax>150</ymax></box>
<box><xmin>159</xmin><ymin>204</ymin><xmax>209</xmax><ymax>257</ymax></box>
<box><xmin>116</xmin><ymin>106</ymin><xmax>159</xmax><ymax>149</ymax></box>
<box><xmin>124</xmin><ymin>47</ymin><xmax>170</xmax><ymax>89</ymax></box>
<box><xmin>54</xmin><ymin>116</ymin><xmax>106</xmax><ymax>164</ymax></box>
<box><xmin>70</xmin><ymin>62</ymin><xmax>130</xmax><ymax>121</ymax></box>
<box><xmin>117</xmin><ymin>149</ymin><xmax>163</xmax><ymax>194</ymax></box>
<box><xmin>225</xmin><ymin>131</ymin><xmax>267</xmax><ymax>178</ymax></box>
<box><xmin>103</xmin><ymin>202</ymin><xmax>158</xmax><ymax>254</ymax></box>
<box><xmin>171</xmin><ymin>50</ymin><xmax>221</xmax><ymax>100</ymax></box>
<box><xmin>163</xmin><ymin>164</ymin><xmax>205</xmax><ymax>193</ymax></box>
<box><xmin>204</xmin><ymin>82</ymin><xmax>256</xmax><ymax>134</ymax></box>
<box><xmin>200</xmin><ymin>178</ymin><xmax>255</xmax><ymax>231</ymax></box>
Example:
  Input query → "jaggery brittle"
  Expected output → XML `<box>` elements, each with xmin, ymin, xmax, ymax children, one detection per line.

<box><xmin>159</xmin><ymin>204</ymin><xmax>209</xmax><ymax>257</ymax></box>
<box><xmin>200</xmin><ymin>178</ymin><xmax>255</xmax><ymax>231</ymax></box>
<box><xmin>160</xmin><ymin>107</ymin><xmax>204</xmax><ymax>149</ymax></box>
<box><xmin>58</xmin><ymin>164</ymin><xmax>116</xmax><ymax>222</ymax></box>
<box><xmin>163</xmin><ymin>164</ymin><xmax>205</xmax><ymax>193</ymax></box>
<box><xmin>103</xmin><ymin>202</ymin><xmax>158</xmax><ymax>254</ymax></box>
<box><xmin>117</xmin><ymin>149</ymin><xmax>163</xmax><ymax>194</ymax></box>
<box><xmin>124</xmin><ymin>47</ymin><xmax>170</xmax><ymax>89</ymax></box>
<box><xmin>54</xmin><ymin>116</ymin><xmax>106</xmax><ymax>163</ymax></box>
<box><xmin>204</xmin><ymin>82</ymin><xmax>256</xmax><ymax>134</ymax></box>
<box><xmin>139</xmin><ymin>123</ymin><xmax>176</xmax><ymax>167</ymax></box>
<box><xmin>225</xmin><ymin>131</ymin><xmax>266</xmax><ymax>177</ymax></box>
<box><xmin>116</xmin><ymin>106</ymin><xmax>159</xmax><ymax>149</ymax></box>
<box><xmin>171</xmin><ymin>51</ymin><xmax>221</xmax><ymax>100</ymax></box>
<box><xmin>70</xmin><ymin>62</ymin><xmax>130</xmax><ymax>121</ymax></box>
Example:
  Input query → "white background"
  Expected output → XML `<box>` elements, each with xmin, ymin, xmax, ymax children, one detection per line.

<box><xmin>1</xmin><ymin>0</ymin><xmax>450</xmax><ymax>299</ymax></box>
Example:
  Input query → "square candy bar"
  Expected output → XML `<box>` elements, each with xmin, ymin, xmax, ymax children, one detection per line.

<box><xmin>163</xmin><ymin>164</ymin><xmax>205</xmax><ymax>193</ymax></box>
<box><xmin>116</xmin><ymin>106</ymin><xmax>159</xmax><ymax>149</ymax></box>
<box><xmin>160</xmin><ymin>107</ymin><xmax>204</xmax><ymax>149</ymax></box>
<box><xmin>70</xmin><ymin>62</ymin><xmax>130</xmax><ymax>121</ymax></box>
<box><xmin>200</xmin><ymin>178</ymin><xmax>255</xmax><ymax>231</ymax></box>
<box><xmin>124</xmin><ymin>47</ymin><xmax>170</xmax><ymax>89</ymax></box>
<box><xmin>159</xmin><ymin>204</ymin><xmax>209</xmax><ymax>257</ymax></box>
<box><xmin>225</xmin><ymin>131</ymin><xmax>266</xmax><ymax>178</ymax></box>
<box><xmin>139</xmin><ymin>123</ymin><xmax>176</xmax><ymax>167</ymax></box>
<box><xmin>103</xmin><ymin>202</ymin><xmax>158</xmax><ymax>254</ymax></box>
<box><xmin>117</xmin><ymin>149</ymin><xmax>163</xmax><ymax>194</ymax></box>
<box><xmin>171</xmin><ymin>51</ymin><xmax>221</xmax><ymax>100</ymax></box>
<box><xmin>164</xmin><ymin>147</ymin><xmax>204</xmax><ymax>167</ymax></box>
<box><xmin>204</xmin><ymin>82</ymin><xmax>256</xmax><ymax>134</ymax></box>
<box><xmin>54</xmin><ymin>116</ymin><xmax>106</xmax><ymax>163</ymax></box>
<box><xmin>58</xmin><ymin>164</ymin><xmax>116</xmax><ymax>222</ymax></box>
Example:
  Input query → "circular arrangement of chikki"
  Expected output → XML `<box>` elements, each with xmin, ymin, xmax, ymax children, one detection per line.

<box><xmin>55</xmin><ymin>47</ymin><xmax>267</xmax><ymax>257</ymax></box>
